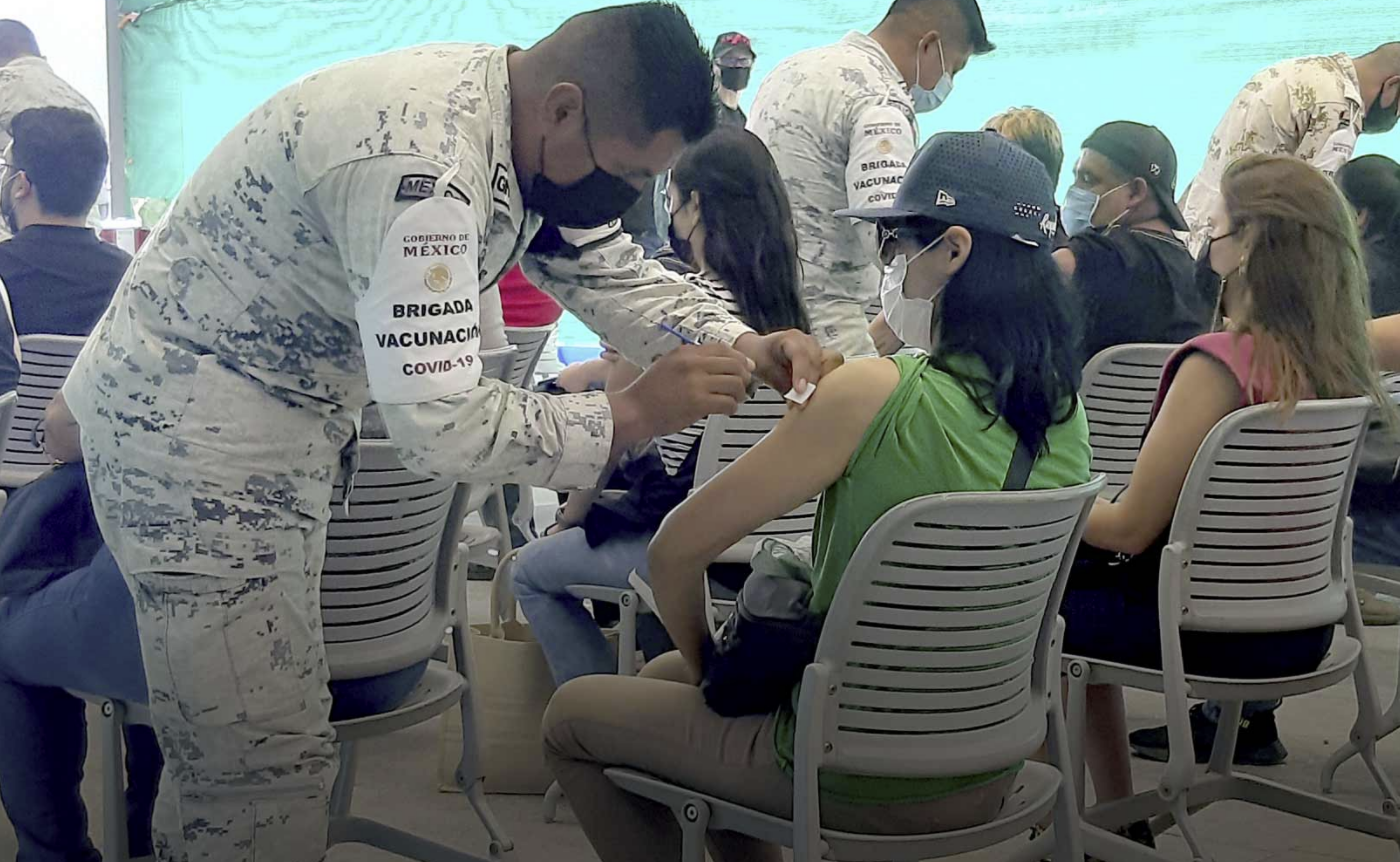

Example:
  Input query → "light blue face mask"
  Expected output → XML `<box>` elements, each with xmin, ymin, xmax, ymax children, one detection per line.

<box><xmin>1061</xmin><ymin>181</ymin><xmax>1131</xmax><ymax>237</ymax></box>
<box><xmin>910</xmin><ymin>37</ymin><xmax>953</xmax><ymax>114</ymax></box>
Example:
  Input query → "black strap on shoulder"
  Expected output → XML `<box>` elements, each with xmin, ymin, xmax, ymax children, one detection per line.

<box><xmin>1002</xmin><ymin>435</ymin><xmax>1037</xmax><ymax>492</ymax></box>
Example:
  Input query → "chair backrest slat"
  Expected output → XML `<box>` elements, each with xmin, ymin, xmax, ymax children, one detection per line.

<box><xmin>1079</xmin><ymin>344</ymin><xmax>1178</xmax><ymax>497</ymax></box>
<box><xmin>694</xmin><ymin>386</ymin><xmax>816</xmax><ymax>554</ymax></box>
<box><xmin>1</xmin><ymin>334</ymin><xmax>87</xmax><ymax>487</ymax></box>
<box><xmin>1170</xmin><ymin>398</ymin><xmax>1370</xmax><ymax>633</ymax></box>
<box><xmin>321</xmin><ymin>440</ymin><xmax>466</xmax><ymax>678</ymax></box>
<box><xmin>808</xmin><ymin>478</ymin><xmax>1103</xmax><ymax>779</ymax></box>
<box><xmin>503</xmin><ymin>326</ymin><xmax>554</xmax><ymax>388</ymax></box>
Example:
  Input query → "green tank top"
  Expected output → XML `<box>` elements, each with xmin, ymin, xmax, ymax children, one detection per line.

<box><xmin>774</xmin><ymin>353</ymin><xmax>1091</xmax><ymax>806</ymax></box>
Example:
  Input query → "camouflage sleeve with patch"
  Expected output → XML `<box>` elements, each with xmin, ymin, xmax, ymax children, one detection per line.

<box><xmin>845</xmin><ymin>102</ymin><xmax>916</xmax><ymax>211</ymax></box>
<box><xmin>311</xmin><ymin>155</ymin><xmax>612</xmax><ymax>490</ymax></box>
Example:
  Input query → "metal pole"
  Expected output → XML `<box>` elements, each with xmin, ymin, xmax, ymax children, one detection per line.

<box><xmin>104</xmin><ymin>0</ymin><xmax>131</xmax><ymax>221</ymax></box>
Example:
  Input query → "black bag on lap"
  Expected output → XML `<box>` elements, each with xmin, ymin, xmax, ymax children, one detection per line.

<box><xmin>699</xmin><ymin>436</ymin><xmax>1037</xmax><ymax>717</ymax></box>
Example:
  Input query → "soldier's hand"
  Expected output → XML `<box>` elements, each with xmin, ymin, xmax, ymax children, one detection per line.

<box><xmin>734</xmin><ymin>330</ymin><xmax>829</xmax><ymax>400</ymax></box>
<box><xmin>606</xmin><ymin>344</ymin><xmax>754</xmax><ymax>452</ymax></box>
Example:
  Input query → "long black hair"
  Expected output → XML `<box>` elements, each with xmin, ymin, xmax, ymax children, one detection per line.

<box><xmin>904</xmin><ymin>217</ymin><xmax>1081</xmax><ymax>454</ymax></box>
<box><xmin>1338</xmin><ymin>155</ymin><xmax>1400</xmax><ymax>248</ymax></box>
<box><xmin>671</xmin><ymin>128</ymin><xmax>811</xmax><ymax>334</ymax></box>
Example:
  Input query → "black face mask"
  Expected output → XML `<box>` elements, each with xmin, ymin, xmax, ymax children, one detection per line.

<box><xmin>719</xmin><ymin>66</ymin><xmax>751</xmax><ymax>92</ymax></box>
<box><xmin>1364</xmin><ymin>90</ymin><xmax>1400</xmax><ymax>135</ymax></box>
<box><xmin>524</xmin><ymin>110</ymin><xmax>642</xmax><ymax>229</ymax></box>
<box><xmin>667</xmin><ymin>211</ymin><xmax>696</xmax><ymax>266</ymax></box>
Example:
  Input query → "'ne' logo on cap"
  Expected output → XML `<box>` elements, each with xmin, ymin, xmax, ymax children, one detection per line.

<box><xmin>936</xmin><ymin>190</ymin><xmax>957</xmax><ymax>207</ymax></box>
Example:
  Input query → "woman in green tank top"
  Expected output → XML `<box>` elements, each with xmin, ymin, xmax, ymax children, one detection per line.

<box><xmin>542</xmin><ymin>131</ymin><xmax>1091</xmax><ymax>862</ymax></box>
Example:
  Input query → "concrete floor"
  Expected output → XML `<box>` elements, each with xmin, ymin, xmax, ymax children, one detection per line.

<box><xmin>4</xmin><ymin>579</ymin><xmax>1400</xmax><ymax>862</ymax></box>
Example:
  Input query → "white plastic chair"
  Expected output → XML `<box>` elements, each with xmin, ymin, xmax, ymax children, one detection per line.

<box><xmin>1079</xmin><ymin>344</ymin><xmax>1178</xmax><ymax>499</ymax></box>
<box><xmin>1057</xmin><ymin>398</ymin><xmax>1400</xmax><ymax>862</ymax></box>
<box><xmin>606</xmin><ymin>476</ymin><xmax>1105</xmax><ymax>862</ymax></box>
<box><xmin>503</xmin><ymin>325</ymin><xmax>554</xmax><ymax>388</ymax></box>
<box><xmin>1323</xmin><ymin>373</ymin><xmax>1400</xmax><ymax>792</ymax></box>
<box><xmin>94</xmin><ymin>441</ymin><xmax>517</xmax><ymax>862</ymax></box>
<box><xmin>1</xmin><ymin>333</ymin><xmax>86</xmax><ymax>488</ymax></box>
<box><xmin>694</xmin><ymin>385</ymin><xmax>819</xmax><ymax>563</ymax></box>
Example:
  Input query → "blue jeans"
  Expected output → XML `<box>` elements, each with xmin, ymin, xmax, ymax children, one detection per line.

<box><xmin>0</xmin><ymin>546</ymin><xmax>425</xmax><ymax>862</ymax></box>
<box><xmin>513</xmin><ymin>527</ymin><xmax>670</xmax><ymax>686</ymax></box>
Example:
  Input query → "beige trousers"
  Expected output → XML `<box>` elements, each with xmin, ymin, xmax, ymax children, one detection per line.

<box><xmin>542</xmin><ymin>653</ymin><xmax>1014</xmax><ymax>862</ymax></box>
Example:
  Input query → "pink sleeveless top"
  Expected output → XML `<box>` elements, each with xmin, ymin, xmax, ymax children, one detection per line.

<box><xmin>1148</xmin><ymin>332</ymin><xmax>1275</xmax><ymax>427</ymax></box>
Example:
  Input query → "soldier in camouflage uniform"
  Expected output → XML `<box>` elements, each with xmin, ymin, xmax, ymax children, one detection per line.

<box><xmin>748</xmin><ymin>0</ymin><xmax>994</xmax><ymax>358</ymax></box>
<box><xmin>1180</xmin><ymin>43</ymin><xmax>1400</xmax><ymax>256</ymax></box>
<box><xmin>64</xmin><ymin>6</ymin><xmax>826</xmax><ymax>859</ymax></box>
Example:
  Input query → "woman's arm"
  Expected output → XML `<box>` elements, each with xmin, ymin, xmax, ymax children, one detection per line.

<box><xmin>549</xmin><ymin>358</ymin><xmax>647</xmax><ymax>532</ymax></box>
<box><xmin>1085</xmin><ymin>353</ymin><xmax>1241</xmax><ymax>555</ymax></box>
<box><xmin>1372</xmin><ymin>314</ymin><xmax>1400</xmax><ymax>372</ymax></box>
<box><xmin>648</xmin><ymin>358</ymin><xmax>901</xmax><ymax>678</ymax></box>
<box><xmin>43</xmin><ymin>391</ymin><xmax>84</xmax><ymax>463</ymax></box>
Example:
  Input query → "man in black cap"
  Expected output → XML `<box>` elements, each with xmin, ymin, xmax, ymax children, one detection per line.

<box><xmin>1053</xmin><ymin>121</ymin><xmax>1210</xmax><ymax>365</ymax></box>
<box><xmin>712</xmin><ymin>31</ymin><xmax>755</xmax><ymax>128</ymax></box>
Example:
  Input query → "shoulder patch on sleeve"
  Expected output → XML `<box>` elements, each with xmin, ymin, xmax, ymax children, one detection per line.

<box><xmin>357</xmin><ymin>196</ymin><xmax>482</xmax><ymax>404</ymax></box>
<box><xmin>396</xmin><ymin>174</ymin><xmax>470</xmax><ymax>205</ymax></box>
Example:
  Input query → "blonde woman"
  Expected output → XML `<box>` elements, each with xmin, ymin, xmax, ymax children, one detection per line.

<box><xmin>1061</xmin><ymin>154</ymin><xmax>1400</xmax><ymax>827</ymax></box>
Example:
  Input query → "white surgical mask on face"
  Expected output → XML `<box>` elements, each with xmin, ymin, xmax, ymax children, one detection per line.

<box><xmin>879</xmin><ymin>232</ymin><xmax>947</xmax><ymax>352</ymax></box>
<box><xmin>911</xmin><ymin>38</ymin><xmax>953</xmax><ymax>114</ymax></box>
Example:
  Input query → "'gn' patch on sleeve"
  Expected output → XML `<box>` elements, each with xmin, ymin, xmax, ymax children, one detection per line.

<box><xmin>396</xmin><ymin>174</ymin><xmax>470</xmax><ymax>205</ymax></box>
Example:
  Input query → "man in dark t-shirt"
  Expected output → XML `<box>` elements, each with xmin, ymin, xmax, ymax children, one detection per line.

<box><xmin>0</xmin><ymin>107</ymin><xmax>126</xmax><ymax>390</ymax></box>
<box><xmin>1053</xmin><ymin>121</ymin><xmax>1209</xmax><ymax>364</ymax></box>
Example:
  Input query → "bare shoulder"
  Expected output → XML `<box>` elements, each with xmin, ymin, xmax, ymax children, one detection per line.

<box><xmin>790</xmin><ymin>357</ymin><xmax>902</xmax><ymax>432</ymax></box>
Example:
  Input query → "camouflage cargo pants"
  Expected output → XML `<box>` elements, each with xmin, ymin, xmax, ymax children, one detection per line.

<box><xmin>85</xmin><ymin>452</ymin><xmax>338</xmax><ymax>861</ymax></box>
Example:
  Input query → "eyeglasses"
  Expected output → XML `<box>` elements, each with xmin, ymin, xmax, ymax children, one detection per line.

<box><xmin>876</xmin><ymin>225</ymin><xmax>904</xmax><ymax>266</ymax></box>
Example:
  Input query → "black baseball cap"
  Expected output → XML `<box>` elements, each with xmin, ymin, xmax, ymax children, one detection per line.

<box><xmin>1081</xmin><ymin>121</ymin><xmax>1187</xmax><ymax>232</ymax></box>
<box><xmin>836</xmin><ymin>130</ymin><xmax>1060</xmax><ymax>249</ymax></box>
<box><xmin>712</xmin><ymin>32</ymin><xmax>755</xmax><ymax>65</ymax></box>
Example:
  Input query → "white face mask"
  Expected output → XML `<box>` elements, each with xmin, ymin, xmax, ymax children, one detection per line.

<box><xmin>879</xmin><ymin>232</ymin><xmax>946</xmax><ymax>352</ymax></box>
<box><xmin>911</xmin><ymin>38</ymin><xmax>954</xmax><ymax>114</ymax></box>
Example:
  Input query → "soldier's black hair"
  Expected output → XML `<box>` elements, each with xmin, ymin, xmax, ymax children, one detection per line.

<box><xmin>546</xmin><ymin>3</ymin><xmax>716</xmax><ymax>144</ymax></box>
<box><xmin>885</xmin><ymin>0</ymin><xmax>995</xmax><ymax>56</ymax></box>
<box><xmin>0</xmin><ymin>20</ymin><xmax>39</xmax><ymax>65</ymax></box>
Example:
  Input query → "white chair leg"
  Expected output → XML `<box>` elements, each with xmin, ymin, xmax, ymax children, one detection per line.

<box><xmin>450</xmin><ymin>618</ymin><xmax>517</xmax><ymax>854</ymax></box>
<box><xmin>617</xmin><ymin>591</ymin><xmax>638</xmax><ymax>677</ymax></box>
<box><xmin>1065</xmin><ymin>659</ymin><xmax>1090</xmax><ymax>814</ymax></box>
<box><xmin>542</xmin><ymin>781</ymin><xmax>566</xmax><ymax>823</ymax></box>
<box><xmin>1170</xmin><ymin>796</ymin><xmax>1211</xmax><ymax>862</ymax></box>
<box><xmin>100</xmin><ymin>700</ymin><xmax>132</xmax><ymax>862</ymax></box>
<box><xmin>1207</xmin><ymin>701</ymin><xmax>1242</xmax><ymax>777</ymax></box>
<box><xmin>330</xmin><ymin>740</ymin><xmax>359</xmax><ymax>819</ymax></box>
<box><xmin>676</xmin><ymin>797</ymin><xmax>711</xmax><ymax>862</ymax></box>
<box><xmin>1047</xmin><ymin>689</ymin><xmax>1086</xmax><ymax>862</ymax></box>
<box><xmin>1342</xmin><ymin>578</ymin><xmax>1400</xmax><ymax>809</ymax></box>
<box><xmin>466</xmin><ymin>782</ymin><xmax>517</xmax><ymax>858</ymax></box>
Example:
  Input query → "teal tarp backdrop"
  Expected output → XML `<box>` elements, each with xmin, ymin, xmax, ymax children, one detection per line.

<box><xmin>119</xmin><ymin>0</ymin><xmax>1398</xmax><ymax>207</ymax></box>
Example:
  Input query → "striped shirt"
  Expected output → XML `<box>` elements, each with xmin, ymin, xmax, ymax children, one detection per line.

<box><xmin>655</xmin><ymin>275</ymin><xmax>742</xmax><ymax>476</ymax></box>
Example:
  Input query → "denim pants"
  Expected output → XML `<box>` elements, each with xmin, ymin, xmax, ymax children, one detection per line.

<box><xmin>0</xmin><ymin>546</ymin><xmax>425</xmax><ymax>862</ymax></box>
<box><xmin>512</xmin><ymin>526</ymin><xmax>671</xmax><ymax>686</ymax></box>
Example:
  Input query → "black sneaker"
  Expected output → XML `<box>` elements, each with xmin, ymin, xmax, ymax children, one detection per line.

<box><xmin>1128</xmin><ymin>704</ymin><xmax>1288</xmax><ymax>766</ymax></box>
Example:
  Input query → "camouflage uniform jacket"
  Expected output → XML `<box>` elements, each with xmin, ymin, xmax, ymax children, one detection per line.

<box><xmin>65</xmin><ymin>43</ymin><xmax>751</xmax><ymax>540</ymax></box>
<box><xmin>749</xmin><ymin>32</ymin><xmax>918</xmax><ymax>356</ymax></box>
<box><xmin>1181</xmin><ymin>53</ymin><xmax>1364</xmax><ymax>255</ymax></box>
